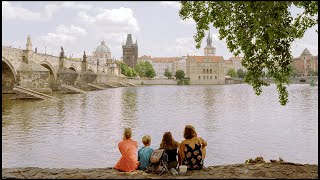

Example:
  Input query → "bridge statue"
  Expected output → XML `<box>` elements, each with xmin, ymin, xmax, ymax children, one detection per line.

<box><xmin>60</xmin><ymin>46</ymin><xmax>64</xmax><ymax>57</ymax></box>
<box><xmin>35</xmin><ymin>47</ymin><xmax>37</xmax><ymax>53</ymax></box>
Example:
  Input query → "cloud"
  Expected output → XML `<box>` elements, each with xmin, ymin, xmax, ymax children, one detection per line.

<box><xmin>160</xmin><ymin>1</ymin><xmax>181</xmax><ymax>9</ymax></box>
<box><xmin>61</xmin><ymin>2</ymin><xmax>92</xmax><ymax>10</ymax></box>
<box><xmin>77</xmin><ymin>7</ymin><xmax>140</xmax><ymax>44</ymax></box>
<box><xmin>39</xmin><ymin>24</ymin><xmax>87</xmax><ymax>46</ymax></box>
<box><xmin>2</xmin><ymin>1</ymin><xmax>92</xmax><ymax>21</ymax></box>
<box><xmin>180</xmin><ymin>18</ymin><xmax>196</xmax><ymax>25</ymax></box>
<box><xmin>2</xmin><ymin>1</ymin><xmax>42</xmax><ymax>21</ymax></box>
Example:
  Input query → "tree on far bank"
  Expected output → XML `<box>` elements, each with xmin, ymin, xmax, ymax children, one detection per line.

<box><xmin>237</xmin><ymin>69</ymin><xmax>246</xmax><ymax>78</ymax></box>
<box><xmin>179</xmin><ymin>1</ymin><xmax>318</xmax><ymax>105</ymax></box>
<box><xmin>134</xmin><ymin>61</ymin><xmax>156</xmax><ymax>78</ymax></box>
<box><xmin>120</xmin><ymin>62</ymin><xmax>137</xmax><ymax>77</ymax></box>
<box><xmin>227</xmin><ymin>68</ymin><xmax>237</xmax><ymax>78</ymax></box>
<box><xmin>175</xmin><ymin>70</ymin><xmax>185</xmax><ymax>80</ymax></box>
<box><xmin>164</xmin><ymin>68</ymin><xmax>173</xmax><ymax>79</ymax></box>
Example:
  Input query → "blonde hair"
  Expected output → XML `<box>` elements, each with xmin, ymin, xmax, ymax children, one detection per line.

<box><xmin>142</xmin><ymin>135</ymin><xmax>151</xmax><ymax>146</ymax></box>
<box><xmin>123</xmin><ymin>128</ymin><xmax>132</xmax><ymax>140</ymax></box>
<box><xmin>183</xmin><ymin>125</ymin><xmax>197</xmax><ymax>139</ymax></box>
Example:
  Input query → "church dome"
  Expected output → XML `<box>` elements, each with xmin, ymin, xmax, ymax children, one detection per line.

<box><xmin>96</xmin><ymin>41</ymin><xmax>110</xmax><ymax>53</ymax></box>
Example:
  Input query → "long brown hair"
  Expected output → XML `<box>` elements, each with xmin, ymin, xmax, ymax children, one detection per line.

<box><xmin>160</xmin><ymin>132</ymin><xmax>179</xmax><ymax>150</ymax></box>
<box><xmin>183</xmin><ymin>125</ymin><xmax>197</xmax><ymax>139</ymax></box>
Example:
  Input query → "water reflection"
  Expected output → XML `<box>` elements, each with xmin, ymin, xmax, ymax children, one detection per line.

<box><xmin>121</xmin><ymin>88</ymin><xmax>138</xmax><ymax>129</ymax></box>
<box><xmin>2</xmin><ymin>85</ymin><xmax>318</xmax><ymax>168</ymax></box>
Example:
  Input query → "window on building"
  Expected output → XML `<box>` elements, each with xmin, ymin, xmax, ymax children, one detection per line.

<box><xmin>204</xmin><ymin>76</ymin><xmax>205</xmax><ymax>79</ymax></box>
<box><xmin>203</xmin><ymin>69</ymin><xmax>205</xmax><ymax>73</ymax></box>
<box><xmin>199</xmin><ymin>76</ymin><xmax>201</xmax><ymax>79</ymax></box>
<box><xmin>207</xmin><ymin>69</ymin><xmax>209</xmax><ymax>73</ymax></box>
<box><xmin>210</xmin><ymin>76</ymin><xmax>212</xmax><ymax>79</ymax></box>
<box><xmin>215</xmin><ymin>76</ymin><xmax>217</xmax><ymax>79</ymax></box>
<box><xmin>100</xmin><ymin>54</ymin><xmax>102</xmax><ymax>58</ymax></box>
<box><xmin>210</xmin><ymin>69</ymin><xmax>212</xmax><ymax>73</ymax></box>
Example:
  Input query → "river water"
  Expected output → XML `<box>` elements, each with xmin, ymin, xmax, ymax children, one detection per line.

<box><xmin>2</xmin><ymin>84</ymin><xmax>318</xmax><ymax>168</ymax></box>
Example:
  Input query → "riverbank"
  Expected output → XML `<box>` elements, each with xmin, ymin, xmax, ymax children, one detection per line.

<box><xmin>2</xmin><ymin>162</ymin><xmax>318</xmax><ymax>179</ymax></box>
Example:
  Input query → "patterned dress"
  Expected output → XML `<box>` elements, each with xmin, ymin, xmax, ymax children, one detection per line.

<box><xmin>114</xmin><ymin>139</ymin><xmax>139</xmax><ymax>172</ymax></box>
<box><xmin>182</xmin><ymin>143</ymin><xmax>204</xmax><ymax>170</ymax></box>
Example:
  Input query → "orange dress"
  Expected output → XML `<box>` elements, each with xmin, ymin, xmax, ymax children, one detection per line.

<box><xmin>114</xmin><ymin>138</ymin><xmax>139</xmax><ymax>172</ymax></box>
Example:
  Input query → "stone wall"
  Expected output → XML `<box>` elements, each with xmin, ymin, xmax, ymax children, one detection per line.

<box><xmin>17</xmin><ymin>70</ymin><xmax>52</xmax><ymax>93</ymax></box>
<box><xmin>127</xmin><ymin>79</ymin><xmax>177</xmax><ymax>85</ymax></box>
<box><xmin>2</xmin><ymin>61</ymin><xmax>15</xmax><ymax>93</ymax></box>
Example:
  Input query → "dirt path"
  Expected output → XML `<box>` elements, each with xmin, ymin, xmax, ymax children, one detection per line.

<box><xmin>2</xmin><ymin>162</ymin><xmax>318</xmax><ymax>179</ymax></box>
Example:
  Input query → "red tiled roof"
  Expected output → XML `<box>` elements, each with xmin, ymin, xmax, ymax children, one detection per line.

<box><xmin>229</xmin><ymin>56</ymin><xmax>243</xmax><ymax>61</ymax></box>
<box><xmin>187</xmin><ymin>56</ymin><xmax>223</xmax><ymax>62</ymax></box>
<box><xmin>151</xmin><ymin>57</ymin><xmax>179</xmax><ymax>63</ymax></box>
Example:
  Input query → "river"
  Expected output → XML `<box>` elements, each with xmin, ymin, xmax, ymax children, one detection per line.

<box><xmin>2</xmin><ymin>84</ymin><xmax>318</xmax><ymax>168</ymax></box>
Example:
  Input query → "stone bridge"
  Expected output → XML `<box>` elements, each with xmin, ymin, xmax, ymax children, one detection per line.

<box><xmin>2</xmin><ymin>36</ymin><xmax>125</xmax><ymax>94</ymax></box>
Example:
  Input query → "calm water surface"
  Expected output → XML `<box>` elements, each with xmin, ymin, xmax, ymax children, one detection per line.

<box><xmin>2</xmin><ymin>84</ymin><xmax>318</xmax><ymax>168</ymax></box>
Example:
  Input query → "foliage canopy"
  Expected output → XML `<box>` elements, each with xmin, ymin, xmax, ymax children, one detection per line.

<box><xmin>164</xmin><ymin>68</ymin><xmax>173</xmax><ymax>79</ymax></box>
<box><xmin>175</xmin><ymin>70</ymin><xmax>185</xmax><ymax>80</ymax></box>
<box><xmin>134</xmin><ymin>61</ymin><xmax>156</xmax><ymax>79</ymax></box>
<box><xmin>179</xmin><ymin>1</ymin><xmax>318</xmax><ymax>105</ymax></box>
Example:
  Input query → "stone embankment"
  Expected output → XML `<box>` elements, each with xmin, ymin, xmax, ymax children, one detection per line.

<box><xmin>2</xmin><ymin>162</ymin><xmax>318</xmax><ymax>179</ymax></box>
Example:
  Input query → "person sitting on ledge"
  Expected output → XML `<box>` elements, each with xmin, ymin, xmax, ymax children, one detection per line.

<box><xmin>138</xmin><ymin>135</ymin><xmax>154</xmax><ymax>170</ymax></box>
<box><xmin>114</xmin><ymin>127</ymin><xmax>139</xmax><ymax>172</ymax></box>
<box><xmin>179</xmin><ymin>125</ymin><xmax>207</xmax><ymax>170</ymax></box>
<box><xmin>160</xmin><ymin>132</ymin><xmax>180</xmax><ymax>170</ymax></box>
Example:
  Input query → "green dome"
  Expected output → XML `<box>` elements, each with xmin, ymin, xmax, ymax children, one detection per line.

<box><xmin>96</xmin><ymin>41</ymin><xmax>110</xmax><ymax>53</ymax></box>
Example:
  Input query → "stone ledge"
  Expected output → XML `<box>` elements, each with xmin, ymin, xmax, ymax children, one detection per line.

<box><xmin>2</xmin><ymin>163</ymin><xmax>318</xmax><ymax>179</ymax></box>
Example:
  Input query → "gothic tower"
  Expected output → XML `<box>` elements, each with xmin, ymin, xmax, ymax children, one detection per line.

<box><xmin>204</xmin><ymin>31</ymin><xmax>216</xmax><ymax>56</ymax></box>
<box><xmin>122</xmin><ymin>34</ymin><xmax>138</xmax><ymax>68</ymax></box>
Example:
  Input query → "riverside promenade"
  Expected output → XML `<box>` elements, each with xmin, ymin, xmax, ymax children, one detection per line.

<box><xmin>2</xmin><ymin>162</ymin><xmax>318</xmax><ymax>179</ymax></box>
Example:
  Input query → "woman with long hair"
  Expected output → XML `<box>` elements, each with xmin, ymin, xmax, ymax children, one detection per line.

<box><xmin>179</xmin><ymin>125</ymin><xmax>207</xmax><ymax>170</ymax></box>
<box><xmin>160</xmin><ymin>132</ymin><xmax>180</xmax><ymax>169</ymax></box>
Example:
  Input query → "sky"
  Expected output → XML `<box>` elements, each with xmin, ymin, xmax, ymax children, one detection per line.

<box><xmin>2</xmin><ymin>1</ymin><xmax>318</xmax><ymax>60</ymax></box>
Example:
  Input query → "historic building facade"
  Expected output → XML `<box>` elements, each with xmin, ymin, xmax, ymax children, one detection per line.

<box><xmin>186</xmin><ymin>32</ymin><xmax>225</xmax><ymax>84</ymax></box>
<box><xmin>87</xmin><ymin>41</ymin><xmax>120</xmax><ymax>75</ymax></box>
<box><xmin>122</xmin><ymin>34</ymin><xmax>138</xmax><ymax>68</ymax></box>
<box><xmin>138</xmin><ymin>55</ymin><xmax>179</xmax><ymax>78</ymax></box>
<box><xmin>291</xmin><ymin>48</ymin><xmax>318</xmax><ymax>77</ymax></box>
<box><xmin>224</xmin><ymin>56</ymin><xmax>246</xmax><ymax>74</ymax></box>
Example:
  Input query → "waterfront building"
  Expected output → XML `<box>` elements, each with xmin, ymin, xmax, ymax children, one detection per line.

<box><xmin>291</xmin><ymin>48</ymin><xmax>318</xmax><ymax>77</ymax></box>
<box><xmin>186</xmin><ymin>32</ymin><xmax>225</xmax><ymax>84</ymax></box>
<box><xmin>122</xmin><ymin>34</ymin><xmax>138</xmax><ymax>68</ymax></box>
<box><xmin>224</xmin><ymin>56</ymin><xmax>246</xmax><ymax>74</ymax></box>
<box><xmin>138</xmin><ymin>55</ymin><xmax>179</xmax><ymax>78</ymax></box>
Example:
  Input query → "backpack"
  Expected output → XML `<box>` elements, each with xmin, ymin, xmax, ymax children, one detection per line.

<box><xmin>145</xmin><ymin>149</ymin><xmax>169</xmax><ymax>175</ymax></box>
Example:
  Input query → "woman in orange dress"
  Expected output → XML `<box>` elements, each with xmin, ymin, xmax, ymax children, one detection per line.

<box><xmin>114</xmin><ymin>127</ymin><xmax>139</xmax><ymax>172</ymax></box>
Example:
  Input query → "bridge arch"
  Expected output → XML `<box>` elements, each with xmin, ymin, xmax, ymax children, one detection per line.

<box><xmin>2</xmin><ymin>57</ymin><xmax>17</xmax><ymax>80</ymax></box>
<box><xmin>88</xmin><ymin>68</ymin><xmax>94</xmax><ymax>73</ymax></box>
<box><xmin>39</xmin><ymin>61</ymin><xmax>57</xmax><ymax>80</ymax></box>
<box><xmin>2</xmin><ymin>57</ymin><xmax>17</xmax><ymax>93</ymax></box>
<box><xmin>69</xmin><ymin>65</ymin><xmax>78</xmax><ymax>72</ymax></box>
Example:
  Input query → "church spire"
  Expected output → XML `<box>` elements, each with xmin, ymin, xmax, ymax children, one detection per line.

<box><xmin>206</xmin><ymin>31</ymin><xmax>212</xmax><ymax>46</ymax></box>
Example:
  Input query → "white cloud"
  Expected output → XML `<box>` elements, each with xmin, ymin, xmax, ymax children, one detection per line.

<box><xmin>61</xmin><ymin>2</ymin><xmax>92</xmax><ymax>11</ymax></box>
<box><xmin>180</xmin><ymin>18</ymin><xmax>196</xmax><ymax>25</ymax></box>
<box><xmin>78</xmin><ymin>7</ymin><xmax>140</xmax><ymax>44</ymax></box>
<box><xmin>2</xmin><ymin>1</ymin><xmax>93</xmax><ymax>22</ymax></box>
<box><xmin>2</xmin><ymin>1</ymin><xmax>42</xmax><ymax>21</ymax></box>
<box><xmin>39</xmin><ymin>24</ymin><xmax>87</xmax><ymax>48</ymax></box>
<box><xmin>160</xmin><ymin>1</ymin><xmax>181</xmax><ymax>9</ymax></box>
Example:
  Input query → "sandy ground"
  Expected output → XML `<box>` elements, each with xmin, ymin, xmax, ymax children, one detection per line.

<box><xmin>2</xmin><ymin>162</ymin><xmax>318</xmax><ymax>179</ymax></box>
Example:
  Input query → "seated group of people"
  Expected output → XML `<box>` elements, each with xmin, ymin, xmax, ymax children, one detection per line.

<box><xmin>114</xmin><ymin>125</ymin><xmax>207</xmax><ymax>172</ymax></box>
